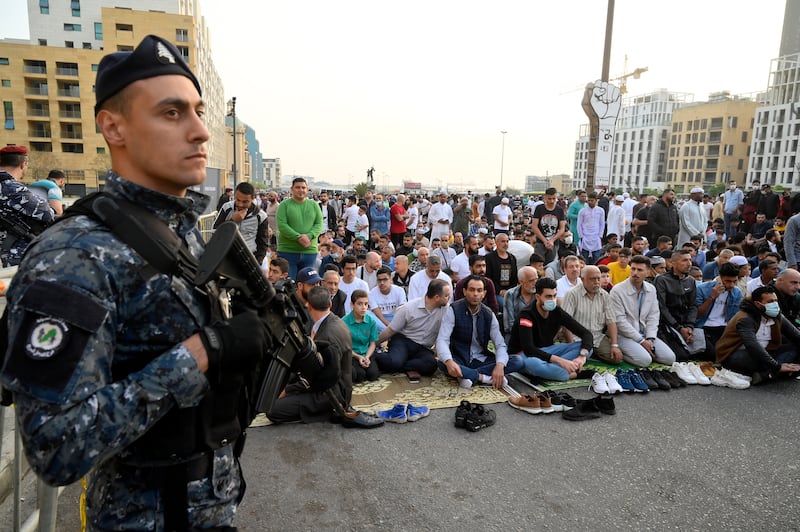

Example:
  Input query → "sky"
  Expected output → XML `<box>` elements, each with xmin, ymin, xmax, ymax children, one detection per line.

<box><xmin>1</xmin><ymin>0</ymin><xmax>789</xmax><ymax>191</ymax></box>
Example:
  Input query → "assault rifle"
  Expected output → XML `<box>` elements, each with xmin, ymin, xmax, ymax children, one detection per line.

<box><xmin>0</xmin><ymin>204</ymin><xmax>50</xmax><ymax>252</ymax></box>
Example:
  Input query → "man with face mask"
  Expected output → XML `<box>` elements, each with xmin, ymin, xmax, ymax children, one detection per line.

<box><xmin>502</xmin><ymin>266</ymin><xmax>538</xmax><ymax>340</ymax></box>
<box><xmin>715</xmin><ymin>286</ymin><xmax>800</xmax><ymax>386</ymax></box>
<box><xmin>507</xmin><ymin>277</ymin><xmax>594</xmax><ymax>382</ymax></box>
<box><xmin>723</xmin><ymin>179</ymin><xmax>744</xmax><ymax>239</ymax></box>
<box><xmin>647</xmin><ymin>188</ymin><xmax>679</xmax><ymax>246</ymax></box>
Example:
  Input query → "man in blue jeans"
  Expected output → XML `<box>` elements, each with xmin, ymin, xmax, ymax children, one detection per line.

<box><xmin>436</xmin><ymin>276</ymin><xmax>524</xmax><ymax>388</ymax></box>
<box><xmin>507</xmin><ymin>277</ymin><xmax>594</xmax><ymax>381</ymax></box>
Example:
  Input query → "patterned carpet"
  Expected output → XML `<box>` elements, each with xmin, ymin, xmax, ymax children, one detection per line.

<box><xmin>351</xmin><ymin>372</ymin><xmax>510</xmax><ymax>413</ymax></box>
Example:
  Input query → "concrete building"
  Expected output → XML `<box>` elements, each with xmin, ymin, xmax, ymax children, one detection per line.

<box><xmin>667</xmin><ymin>94</ymin><xmax>758</xmax><ymax>193</ymax></box>
<box><xmin>263</xmin><ymin>158</ymin><xmax>282</xmax><ymax>190</ymax></box>
<box><xmin>574</xmin><ymin>89</ymin><xmax>691</xmax><ymax>195</ymax></box>
<box><xmin>612</xmin><ymin>90</ymin><xmax>692</xmax><ymax>194</ymax></box>
<box><xmin>1</xmin><ymin>2</ymin><xmax>227</xmax><ymax>192</ymax></box>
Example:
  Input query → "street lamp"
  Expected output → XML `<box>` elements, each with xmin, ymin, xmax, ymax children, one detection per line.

<box><xmin>227</xmin><ymin>97</ymin><xmax>237</xmax><ymax>186</ymax></box>
<box><xmin>499</xmin><ymin>130</ymin><xmax>507</xmax><ymax>190</ymax></box>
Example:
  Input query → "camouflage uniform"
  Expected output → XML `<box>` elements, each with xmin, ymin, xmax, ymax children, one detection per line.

<box><xmin>0</xmin><ymin>172</ymin><xmax>243</xmax><ymax>530</ymax></box>
<box><xmin>0</xmin><ymin>169</ymin><xmax>54</xmax><ymax>266</ymax></box>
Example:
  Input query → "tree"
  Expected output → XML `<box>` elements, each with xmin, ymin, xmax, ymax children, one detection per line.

<box><xmin>353</xmin><ymin>182</ymin><xmax>370</xmax><ymax>197</ymax></box>
<box><xmin>707</xmin><ymin>182</ymin><xmax>726</xmax><ymax>198</ymax></box>
<box><xmin>27</xmin><ymin>152</ymin><xmax>60</xmax><ymax>181</ymax></box>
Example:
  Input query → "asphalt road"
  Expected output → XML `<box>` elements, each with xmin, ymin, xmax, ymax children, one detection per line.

<box><xmin>46</xmin><ymin>377</ymin><xmax>800</xmax><ymax>531</ymax></box>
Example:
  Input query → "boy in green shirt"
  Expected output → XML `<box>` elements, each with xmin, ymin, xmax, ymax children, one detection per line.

<box><xmin>343</xmin><ymin>290</ymin><xmax>380</xmax><ymax>382</ymax></box>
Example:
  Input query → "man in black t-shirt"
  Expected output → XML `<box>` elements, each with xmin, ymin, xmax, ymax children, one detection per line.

<box><xmin>531</xmin><ymin>187</ymin><xmax>566</xmax><ymax>264</ymax></box>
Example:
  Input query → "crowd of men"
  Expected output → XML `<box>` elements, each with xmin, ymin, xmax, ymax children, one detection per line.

<box><xmin>227</xmin><ymin>182</ymin><xmax>800</xmax><ymax>421</ymax></box>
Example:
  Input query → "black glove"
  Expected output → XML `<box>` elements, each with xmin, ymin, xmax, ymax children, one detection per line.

<box><xmin>199</xmin><ymin>310</ymin><xmax>271</xmax><ymax>374</ymax></box>
<box><xmin>292</xmin><ymin>339</ymin><xmax>340</xmax><ymax>392</ymax></box>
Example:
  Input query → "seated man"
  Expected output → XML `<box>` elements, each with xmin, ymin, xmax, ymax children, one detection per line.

<box><xmin>610</xmin><ymin>255</ymin><xmax>676</xmax><ymax>367</ymax></box>
<box><xmin>695</xmin><ymin>262</ymin><xmax>743</xmax><ymax>360</ymax></box>
<box><xmin>375</xmin><ymin>279</ymin><xmax>451</xmax><ymax>378</ymax></box>
<box><xmin>369</xmin><ymin>266</ymin><xmax>407</xmax><ymax>332</ymax></box>
<box><xmin>716</xmin><ymin>286</ymin><xmax>800</xmax><ymax>384</ymax></box>
<box><xmin>555</xmin><ymin>254</ymin><xmax>582</xmax><ymax>306</ymax></box>
<box><xmin>772</xmin><ymin>268</ymin><xmax>800</xmax><ymax>329</ymax></box>
<box><xmin>268</xmin><ymin>286</ymin><xmax>382</xmax><ymax>428</ymax></box>
<box><xmin>655</xmin><ymin>249</ymin><xmax>705</xmax><ymax>360</ymax></box>
<box><xmin>436</xmin><ymin>275</ymin><xmax>524</xmax><ymax>388</ymax></box>
<box><xmin>507</xmin><ymin>277</ymin><xmax>594</xmax><ymax>382</ymax></box>
<box><xmin>453</xmin><ymin>254</ymin><xmax>499</xmax><ymax>312</ymax></box>
<box><xmin>503</xmin><ymin>266</ymin><xmax>538</xmax><ymax>339</ymax></box>
<box><xmin>407</xmin><ymin>254</ymin><xmax>452</xmax><ymax>301</ymax></box>
<box><xmin>391</xmin><ymin>254</ymin><xmax>413</xmax><ymax>296</ymax></box>
<box><xmin>322</xmin><ymin>268</ymin><xmax>347</xmax><ymax>318</ymax></box>
<box><xmin>561</xmin><ymin>265</ymin><xmax>622</xmax><ymax>364</ymax></box>
<box><xmin>746</xmin><ymin>258</ymin><xmax>779</xmax><ymax>296</ymax></box>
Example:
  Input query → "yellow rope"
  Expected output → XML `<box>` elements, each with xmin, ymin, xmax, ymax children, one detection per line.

<box><xmin>79</xmin><ymin>477</ymin><xmax>87</xmax><ymax>532</ymax></box>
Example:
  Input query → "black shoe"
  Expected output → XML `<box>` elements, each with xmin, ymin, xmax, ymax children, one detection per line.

<box><xmin>659</xmin><ymin>369</ymin><xmax>684</xmax><ymax>389</ymax></box>
<box><xmin>340</xmin><ymin>410</ymin><xmax>384</xmax><ymax>429</ymax></box>
<box><xmin>464</xmin><ymin>405</ymin><xmax>496</xmax><ymax>432</ymax></box>
<box><xmin>575</xmin><ymin>369</ymin><xmax>595</xmax><ymax>379</ymax></box>
<box><xmin>455</xmin><ymin>400</ymin><xmax>472</xmax><ymax>428</ymax></box>
<box><xmin>649</xmin><ymin>369</ymin><xmax>672</xmax><ymax>391</ymax></box>
<box><xmin>593</xmin><ymin>395</ymin><xmax>616</xmax><ymax>415</ymax></box>
<box><xmin>639</xmin><ymin>369</ymin><xmax>659</xmax><ymax>390</ymax></box>
<box><xmin>543</xmin><ymin>390</ymin><xmax>576</xmax><ymax>412</ymax></box>
<box><xmin>562</xmin><ymin>398</ymin><xmax>602</xmax><ymax>421</ymax></box>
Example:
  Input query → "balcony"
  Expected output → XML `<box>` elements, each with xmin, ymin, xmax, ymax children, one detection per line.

<box><xmin>55</xmin><ymin>66</ymin><xmax>78</xmax><ymax>77</ymax></box>
<box><xmin>23</xmin><ymin>65</ymin><xmax>46</xmax><ymax>75</ymax></box>
<box><xmin>57</xmin><ymin>87</ymin><xmax>80</xmax><ymax>98</ymax></box>
<box><xmin>25</xmin><ymin>86</ymin><xmax>48</xmax><ymax>96</ymax></box>
<box><xmin>59</xmin><ymin>110</ymin><xmax>81</xmax><ymax>119</ymax></box>
<box><xmin>29</xmin><ymin>130</ymin><xmax>51</xmax><ymax>138</ymax></box>
<box><xmin>27</xmin><ymin>108</ymin><xmax>49</xmax><ymax>117</ymax></box>
<box><xmin>60</xmin><ymin>131</ymin><xmax>82</xmax><ymax>140</ymax></box>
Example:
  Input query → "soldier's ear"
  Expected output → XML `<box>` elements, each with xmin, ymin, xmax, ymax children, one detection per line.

<box><xmin>96</xmin><ymin>109</ymin><xmax>126</xmax><ymax>147</ymax></box>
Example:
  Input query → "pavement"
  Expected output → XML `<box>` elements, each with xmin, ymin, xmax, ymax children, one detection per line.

<box><xmin>32</xmin><ymin>376</ymin><xmax>800</xmax><ymax>531</ymax></box>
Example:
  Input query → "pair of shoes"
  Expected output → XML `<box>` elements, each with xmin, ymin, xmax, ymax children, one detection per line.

<box><xmin>658</xmin><ymin>369</ymin><xmax>684</xmax><ymax>388</ymax></box>
<box><xmin>454</xmin><ymin>400</ymin><xmax>472</xmax><ymax>428</ymax></box>
<box><xmin>593</xmin><ymin>394</ymin><xmax>616</xmax><ymax>415</ymax></box>
<box><xmin>339</xmin><ymin>409</ymin><xmax>385</xmax><ymax>429</ymax></box>
<box><xmin>376</xmin><ymin>403</ymin><xmax>431</xmax><ymax>423</ymax></box>
<box><xmin>618</xmin><ymin>370</ymin><xmax>649</xmax><ymax>392</ymax></box>
<box><xmin>615</xmin><ymin>370</ymin><xmax>635</xmax><ymax>392</ymax></box>
<box><xmin>641</xmin><ymin>369</ymin><xmax>671</xmax><ymax>390</ymax></box>
<box><xmin>562</xmin><ymin>398</ymin><xmax>602</xmax><ymax>421</ymax></box>
<box><xmin>671</xmin><ymin>362</ymin><xmax>710</xmax><ymax>385</ymax></box>
<box><xmin>507</xmin><ymin>393</ymin><xmax>554</xmax><ymax>415</ymax></box>
<box><xmin>464</xmin><ymin>404</ymin><xmax>496</xmax><ymax>432</ymax></box>
<box><xmin>590</xmin><ymin>372</ymin><xmax>625</xmax><ymax>394</ymax></box>
<box><xmin>710</xmin><ymin>368</ymin><xmax>751</xmax><ymax>389</ymax></box>
<box><xmin>541</xmin><ymin>390</ymin><xmax>576</xmax><ymax>411</ymax></box>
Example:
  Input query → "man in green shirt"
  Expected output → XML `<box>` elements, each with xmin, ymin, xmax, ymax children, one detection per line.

<box><xmin>276</xmin><ymin>177</ymin><xmax>324</xmax><ymax>278</ymax></box>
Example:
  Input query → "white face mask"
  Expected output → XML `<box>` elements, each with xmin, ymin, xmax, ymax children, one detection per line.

<box><xmin>564</xmin><ymin>235</ymin><xmax>574</xmax><ymax>246</ymax></box>
<box><xmin>729</xmin><ymin>185</ymin><xmax>737</xmax><ymax>191</ymax></box>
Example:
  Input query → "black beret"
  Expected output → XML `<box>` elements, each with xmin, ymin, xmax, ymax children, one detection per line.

<box><xmin>94</xmin><ymin>34</ymin><xmax>201</xmax><ymax>115</ymax></box>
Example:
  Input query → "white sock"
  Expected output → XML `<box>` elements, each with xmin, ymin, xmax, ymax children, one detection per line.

<box><xmin>479</xmin><ymin>374</ymin><xmax>492</xmax><ymax>384</ymax></box>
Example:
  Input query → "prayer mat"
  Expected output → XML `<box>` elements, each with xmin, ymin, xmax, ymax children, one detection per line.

<box><xmin>351</xmin><ymin>372</ymin><xmax>510</xmax><ymax>413</ymax></box>
<box><xmin>519</xmin><ymin>360</ymin><xmax>673</xmax><ymax>391</ymax></box>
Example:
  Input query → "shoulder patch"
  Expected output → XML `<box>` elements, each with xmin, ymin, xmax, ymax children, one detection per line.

<box><xmin>519</xmin><ymin>318</ymin><xmax>533</xmax><ymax>328</ymax></box>
<box><xmin>26</xmin><ymin>317</ymin><xmax>70</xmax><ymax>360</ymax></box>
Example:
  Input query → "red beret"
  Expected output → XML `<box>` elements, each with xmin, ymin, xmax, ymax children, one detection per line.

<box><xmin>0</xmin><ymin>145</ymin><xmax>28</xmax><ymax>155</ymax></box>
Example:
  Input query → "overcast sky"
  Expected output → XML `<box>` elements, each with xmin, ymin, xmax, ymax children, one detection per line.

<box><xmin>2</xmin><ymin>1</ymin><xmax>789</xmax><ymax>190</ymax></box>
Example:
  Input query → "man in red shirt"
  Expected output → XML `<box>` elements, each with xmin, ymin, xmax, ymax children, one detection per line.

<box><xmin>390</xmin><ymin>193</ymin><xmax>410</xmax><ymax>248</ymax></box>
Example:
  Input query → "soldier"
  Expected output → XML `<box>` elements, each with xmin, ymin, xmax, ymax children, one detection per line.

<box><xmin>0</xmin><ymin>35</ymin><xmax>273</xmax><ymax>530</ymax></box>
<box><xmin>0</xmin><ymin>145</ymin><xmax>55</xmax><ymax>266</ymax></box>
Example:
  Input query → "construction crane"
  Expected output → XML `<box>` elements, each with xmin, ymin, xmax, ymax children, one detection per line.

<box><xmin>559</xmin><ymin>55</ymin><xmax>648</xmax><ymax>95</ymax></box>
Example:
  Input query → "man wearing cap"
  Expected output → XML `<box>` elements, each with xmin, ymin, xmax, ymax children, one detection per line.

<box><xmin>296</xmin><ymin>266</ymin><xmax>323</xmax><ymax>307</ymax></box>
<box><xmin>678</xmin><ymin>187</ymin><xmax>708</xmax><ymax>248</ymax></box>
<box><xmin>0</xmin><ymin>145</ymin><xmax>55</xmax><ymax>266</ymax></box>
<box><xmin>606</xmin><ymin>195</ymin><xmax>626</xmax><ymax>242</ymax></box>
<box><xmin>0</xmin><ymin>36</ymin><xmax>280</xmax><ymax>530</ymax></box>
<box><xmin>492</xmin><ymin>196</ymin><xmax>513</xmax><ymax>236</ymax></box>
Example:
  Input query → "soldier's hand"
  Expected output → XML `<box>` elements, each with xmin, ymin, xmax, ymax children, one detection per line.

<box><xmin>200</xmin><ymin>310</ymin><xmax>271</xmax><ymax>374</ymax></box>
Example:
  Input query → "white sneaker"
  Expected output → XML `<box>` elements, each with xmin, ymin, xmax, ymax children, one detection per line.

<box><xmin>604</xmin><ymin>372</ymin><xmax>624</xmax><ymax>394</ymax></box>
<box><xmin>710</xmin><ymin>368</ymin><xmax>729</xmax><ymax>388</ymax></box>
<box><xmin>590</xmin><ymin>372</ymin><xmax>610</xmax><ymax>394</ymax></box>
<box><xmin>723</xmin><ymin>368</ymin><xmax>751</xmax><ymax>389</ymax></box>
<box><xmin>686</xmin><ymin>362</ymin><xmax>711</xmax><ymax>385</ymax></box>
<box><xmin>672</xmin><ymin>362</ymin><xmax>698</xmax><ymax>385</ymax></box>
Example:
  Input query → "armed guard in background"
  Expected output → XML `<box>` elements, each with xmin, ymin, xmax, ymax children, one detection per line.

<box><xmin>0</xmin><ymin>145</ymin><xmax>55</xmax><ymax>266</ymax></box>
<box><xmin>0</xmin><ymin>35</ymin><xmax>334</xmax><ymax>531</ymax></box>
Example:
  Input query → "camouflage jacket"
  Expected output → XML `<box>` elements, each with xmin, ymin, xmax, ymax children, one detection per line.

<box><xmin>0</xmin><ymin>170</ymin><xmax>55</xmax><ymax>266</ymax></box>
<box><xmin>0</xmin><ymin>172</ymin><xmax>242</xmax><ymax>530</ymax></box>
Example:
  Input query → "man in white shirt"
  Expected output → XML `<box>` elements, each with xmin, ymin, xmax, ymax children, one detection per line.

<box><xmin>369</xmin><ymin>266</ymin><xmax>407</xmax><ymax>332</ymax></box>
<box><xmin>342</xmin><ymin>195</ymin><xmax>360</xmax><ymax>244</ymax></box>
<box><xmin>451</xmin><ymin>234</ymin><xmax>480</xmax><ymax>282</ymax></box>
<box><xmin>355</xmin><ymin>251</ymin><xmax>382</xmax><ymax>290</ymax></box>
<box><xmin>407</xmin><ymin>255</ymin><xmax>452</xmax><ymax>301</ymax></box>
<box><xmin>606</xmin><ymin>195</ymin><xmax>626</xmax><ymax>240</ymax></box>
<box><xmin>492</xmin><ymin>197</ymin><xmax>513</xmax><ymax>235</ymax></box>
<box><xmin>555</xmin><ymin>254</ymin><xmax>582</xmax><ymax>305</ymax></box>
<box><xmin>428</xmin><ymin>192</ymin><xmax>454</xmax><ymax>241</ymax></box>
<box><xmin>339</xmin><ymin>255</ymin><xmax>370</xmax><ymax>314</ymax></box>
<box><xmin>432</xmin><ymin>235</ymin><xmax>457</xmax><ymax>270</ymax></box>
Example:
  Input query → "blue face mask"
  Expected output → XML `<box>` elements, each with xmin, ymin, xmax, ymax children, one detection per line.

<box><xmin>542</xmin><ymin>300</ymin><xmax>557</xmax><ymax>312</ymax></box>
<box><xmin>412</xmin><ymin>249</ymin><xmax>419</xmax><ymax>257</ymax></box>
<box><xmin>764</xmin><ymin>302</ymin><xmax>780</xmax><ymax>318</ymax></box>
<box><xmin>330</xmin><ymin>253</ymin><xmax>340</xmax><ymax>260</ymax></box>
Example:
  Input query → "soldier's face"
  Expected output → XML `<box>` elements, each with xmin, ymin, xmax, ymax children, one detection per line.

<box><xmin>101</xmin><ymin>75</ymin><xmax>209</xmax><ymax>196</ymax></box>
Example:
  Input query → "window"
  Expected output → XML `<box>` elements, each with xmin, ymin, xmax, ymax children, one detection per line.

<box><xmin>738</xmin><ymin>159</ymin><xmax>744</xmax><ymax>170</ymax></box>
<box><xmin>65</xmin><ymin>41</ymin><xmax>74</xmax><ymax>48</ymax></box>
<box><xmin>117</xmin><ymin>45</ymin><xmax>133</xmax><ymax>52</ymax></box>
<box><xmin>83</xmin><ymin>42</ymin><xmax>91</xmax><ymax>49</ymax></box>
<box><xmin>62</xmin><ymin>143</ymin><xmax>84</xmax><ymax>153</ymax></box>
<box><xmin>38</xmin><ymin>39</ymin><xmax>47</xmax><ymax>46</ymax></box>
<box><xmin>741</xmin><ymin>131</ymin><xmax>748</xmax><ymax>143</ymax></box>
<box><xmin>177</xmin><ymin>46</ymin><xmax>189</xmax><ymax>61</ymax></box>
<box><xmin>91</xmin><ymin>64</ymin><xmax>98</xmax><ymax>72</ymax></box>
<box><xmin>30</xmin><ymin>142</ymin><xmax>52</xmax><ymax>152</ymax></box>
<box><xmin>115</xmin><ymin>23</ymin><xmax>133</xmax><ymax>32</ymax></box>
<box><xmin>4</xmin><ymin>101</ymin><xmax>14</xmax><ymax>130</ymax></box>
<box><xmin>71</xmin><ymin>0</ymin><xmax>80</xmax><ymax>17</ymax></box>
<box><xmin>0</xmin><ymin>58</ymin><xmax>9</xmax><ymax>65</ymax></box>
<box><xmin>39</xmin><ymin>0</ymin><xmax>49</xmax><ymax>14</ymax></box>
<box><xmin>56</xmin><ymin>62</ymin><xmax>78</xmax><ymax>76</ymax></box>
<box><xmin>1</xmin><ymin>80</ymin><xmax>9</xmax><ymax>87</ymax></box>
<box><xmin>24</xmin><ymin>60</ymin><xmax>46</xmax><ymax>74</ymax></box>
<box><xmin>710</xmin><ymin>117</ymin><xmax>723</xmax><ymax>129</ymax></box>
<box><xmin>176</xmin><ymin>29</ymin><xmax>189</xmax><ymax>42</ymax></box>
<box><xmin>728</xmin><ymin>116</ymin><xmax>738</xmax><ymax>128</ymax></box>
<box><xmin>94</xmin><ymin>23</ymin><xmax>103</xmax><ymax>40</ymax></box>
<box><xmin>64</xmin><ymin>23</ymin><xmax>82</xmax><ymax>31</ymax></box>
<box><xmin>96</xmin><ymin>146</ymin><xmax>105</xmax><ymax>154</ymax></box>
